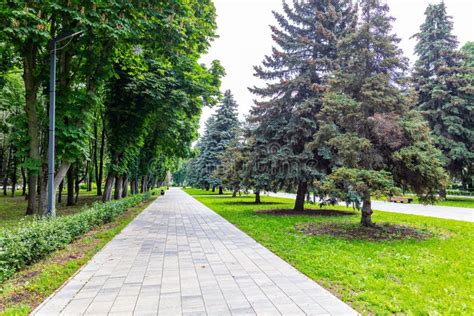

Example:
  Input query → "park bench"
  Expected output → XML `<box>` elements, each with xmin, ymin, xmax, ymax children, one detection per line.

<box><xmin>387</xmin><ymin>196</ymin><xmax>413</xmax><ymax>203</ymax></box>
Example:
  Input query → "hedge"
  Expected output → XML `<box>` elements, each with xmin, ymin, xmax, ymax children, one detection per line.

<box><xmin>0</xmin><ymin>192</ymin><xmax>151</xmax><ymax>283</ymax></box>
<box><xmin>446</xmin><ymin>189</ymin><xmax>474</xmax><ymax>197</ymax></box>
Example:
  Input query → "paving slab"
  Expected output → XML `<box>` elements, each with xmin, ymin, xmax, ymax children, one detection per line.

<box><xmin>34</xmin><ymin>188</ymin><xmax>358</xmax><ymax>315</ymax></box>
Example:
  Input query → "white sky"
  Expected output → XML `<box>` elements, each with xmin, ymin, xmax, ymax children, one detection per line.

<box><xmin>199</xmin><ymin>0</ymin><xmax>474</xmax><ymax>134</ymax></box>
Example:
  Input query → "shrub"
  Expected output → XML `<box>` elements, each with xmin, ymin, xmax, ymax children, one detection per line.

<box><xmin>446</xmin><ymin>189</ymin><xmax>474</xmax><ymax>196</ymax></box>
<box><xmin>0</xmin><ymin>193</ymin><xmax>150</xmax><ymax>283</ymax></box>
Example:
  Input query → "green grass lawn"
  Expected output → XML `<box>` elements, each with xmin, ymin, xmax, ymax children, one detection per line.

<box><xmin>0</xmin><ymin>192</ymin><xmax>102</xmax><ymax>231</ymax></box>
<box><xmin>415</xmin><ymin>196</ymin><xmax>474</xmax><ymax>208</ymax></box>
<box><xmin>185</xmin><ymin>188</ymin><xmax>474</xmax><ymax>315</ymax></box>
<box><xmin>377</xmin><ymin>195</ymin><xmax>474</xmax><ymax>208</ymax></box>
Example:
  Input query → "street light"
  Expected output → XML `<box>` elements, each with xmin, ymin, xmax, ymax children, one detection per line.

<box><xmin>47</xmin><ymin>30</ymin><xmax>84</xmax><ymax>217</ymax></box>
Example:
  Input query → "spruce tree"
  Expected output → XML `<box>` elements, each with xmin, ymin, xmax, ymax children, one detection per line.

<box><xmin>313</xmin><ymin>0</ymin><xmax>447</xmax><ymax>226</ymax></box>
<box><xmin>192</xmin><ymin>90</ymin><xmax>240</xmax><ymax>191</ymax></box>
<box><xmin>412</xmin><ymin>3</ymin><xmax>473</xmax><ymax>194</ymax></box>
<box><xmin>249</xmin><ymin>0</ymin><xmax>356</xmax><ymax>211</ymax></box>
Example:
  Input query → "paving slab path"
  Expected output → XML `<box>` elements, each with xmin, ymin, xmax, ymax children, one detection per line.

<box><xmin>269</xmin><ymin>193</ymin><xmax>474</xmax><ymax>223</ymax></box>
<box><xmin>34</xmin><ymin>188</ymin><xmax>358</xmax><ymax>316</ymax></box>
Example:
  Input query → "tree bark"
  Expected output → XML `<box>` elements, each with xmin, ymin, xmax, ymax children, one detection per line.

<box><xmin>218</xmin><ymin>185</ymin><xmax>223</xmax><ymax>195</ymax></box>
<box><xmin>294</xmin><ymin>181</ymin><xmax>307</xmax><ymax>211</ymax></box>
<box><xmin>24</xmin><ymin>44</ymin><xmax>41</xmax><ymax>216</ymax></box>
<box><xmin>102</xmin><ymin>172</ymin><xmax>115</xmax><ymax>202</ymax></box>
<box><xmin>122</xmin><ymin>176</ymin><xmax>128</xmax><ymax>198</ymax></box>
<box><xmin>58</xmin><ymin>180</ymin><xmax>63</xmax><ymax>203</ymax></box>
<box><xmin>11</xmin><ymin>150</ymin><xmax>17</xmax><ymax>197</ymax></box>
<box><xmin>53</xmin><ymin>163</ymin><xmax>71</xmax><ymax>192</ymax></box>
<box><xmin>212</xmin><ymin>185</ymin><xmax>216</xmax><ymax>192</ymax></box>
<box><xmin>75</xmin><ymin>169</ymin><xmax>85</xmax><ymax>204</ymax></box>
<box><xmin>97</xmin><ymin>123</ymin><xmax>105</xmax><ymax>196</ymax></box>
<box><xmin>439</xmin><ymin>188</ymin><xmax>447</xmax><ymax>201</ymax></box>
<box><xmin>114</xmin><ymin>175</ymin><xmax>123</xmax><ymax>200</ymax></box>
<box><xmin>255</xmin><ymin>189</ymin><xmax>261</xmax><ymax>204</ymax></box>
<box><xmin>3</xmin><ymin>144</ymin><xmax>12</xmax><ymax>196</ymax></box>
<box><xmin>361</xmin><ymin>192</ymin><xmax>374</xmax><ymax>227</ymax></box>
<box><xmin>67</xmin><ymin>164</ymin><xmax>75</xmax><ymax>206</ymax></box>
<box><xmin>38</xmin><ymin>163</ymin><xmax>48</xmax><ymax>215</ymax></box>
<box><xmin>21</xmin><ymin>167</ymin><xmax>27</xmax><ymax>196</ymax></box>
<box><xmin>129</xmin><ymin>179</ymin><xmax>135</xmax><ymax>195</ymax></box>
<box><xmin>232</xmin><ymin>188</ymin><xmax>238</xmax><ymax>197</ymax></box>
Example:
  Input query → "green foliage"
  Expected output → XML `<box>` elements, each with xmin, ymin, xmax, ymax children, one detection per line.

<box><xmin>313</xmin><ymin>0</ymin><xmax>447</xmax><ymax>223</ymax></box>
<box><xmin>248</xmin><ymin>0</ymin><xmax>356</xmax><ymax>193</ymax></box>
<box><xmin>187</xmin><ymin>90</ymin><xmax>240</xmax><ymax>189</ymax></box>
<box><xmin>412</xmin><ymin>3</ymin><xmax>474</xmax><ymax>184</ymax></box>
<box><xmin>321</xmin><ymin>167</ymin><xmax>399</xmax><ymax>203</ymax></box>
<box><xmin>0</xmin><ymin>193</ymin><xmax>150</xmax><ymax>283</ymax></box>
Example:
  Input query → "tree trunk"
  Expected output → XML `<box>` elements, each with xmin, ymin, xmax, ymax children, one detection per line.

<box><xmin>58</xmin><ymin>180</ymin><xmax>63</xmax><ymax>203</ymax></box>
<box><xmin>97</xmin><ymin>123</ymin><xmax>105</xmax><ymax>196</ymax></box>
<box><xmin>218</xmin><ymin>185</ymin><xmax>223</xmax><ymax>195</ymax></box>
<box><xmin>255</xmin><ymin>189</ymin><xmax>261</xmax><ymax>204</ymax></box>
<box><xmin>212</xmin><ymin>185</ymin><xmax>216</xmax><ymax>192</ymax></box>
<box><xmin>114</xmin><ymin>176</ymin><xmax>123</xmax><ymax>200</ymax></box>
<box><xmin>24</xmin><ymin>46</ymin><xmax>41</xmax><ymax>215</ymax></box>
<box><xmin>439</xmin><ymin>188</ymin><xmax>447</xmax><ymax>201</ymax></box>
<box><xmin>102</xmin><ymin>172</ymin><xmax>115</xmax><ymax>202</ymax></box>
<box><xmin>361</xmin><ymin>192</ymin><xmax>374</xmax><ymax>227</ymax></box>
<box><xmin>67</xmin><ymin>165</ymin><xmax>75</xmax><ymax>206</ymax></box>
<box><xmin>232</xmin><ymin>188</ymin><xmax>238</xmax><ymax>197</ymax></box>
<box><xmin>38</xmin><ymin>163</ymin><xmax>48</xmax><ymax>215</ymax></box>
<box><xmin>87</xmin><ymin>169</ymin><xmax>92</xmax><ymax>191</ymax></box>
<box><xmin>21</xmin><ymin>167</ymin><xmax>27</xmax><ymax>196</ymax></box>
<box><xmin>74</xmin><ymin>171</ymin><xmax>82</xmax><ymax>204</ymax></box>
<box><xmin>26</xmin><ymin>175</ymin><xmax>37</xmax><ymax>215</ymax></box>
<box><xmin>294</xmin><ymin>181</ymin><xmax>307</xmax><ymax>211</ymax></box>
<box><xmin>3</xmin><ymin>144</ymin><xmax>12</xmax><ymax>196</ymax></box>
<box><xmin>205</xmin><ymin>184</ymin><xmax>210</xmax><ymax>191</ymax></box>
<box><xmin>53</xmin><ymin>163</ymin><xmax>71</xmax><ymax>192</ymax></box>
<box><xmin>122</xmin><ymin>176</ymin><xmax>128</xmax><ymax>198</ymax></box>
<box><xmin>130</xmin><ymin>179</ymin><xmax>135</xmax><ymax>195</ymax></box>
<box><xmin>11</xmin><ymin>151</ymin><xmax>17</xmax><ymax>197</ymax></box>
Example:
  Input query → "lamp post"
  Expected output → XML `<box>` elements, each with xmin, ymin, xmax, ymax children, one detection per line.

<box><xmin>47</xmin><ymin>30</ymin><xmax>84</xmax><ymax>217</ymax></box>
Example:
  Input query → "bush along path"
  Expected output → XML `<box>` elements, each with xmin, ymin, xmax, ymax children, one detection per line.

<box><xmin>0</xmin><ymin>193</ymin><xmax>154</xmax><ymax>315</ymax></box>
<box><xmin>0</xmin><ymin>193</ymin><xmax>152</xmax><ymax>284</ymax></box>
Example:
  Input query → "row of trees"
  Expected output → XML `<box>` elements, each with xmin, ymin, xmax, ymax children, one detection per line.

<box><xmin>0</xmin><ymin>1</ymin><xmax>223</xmax><ymax>215</ymax></box>
<box><xmin>186</xmin><ymin>0</ymin><xmax>473</xmax><ymax>227</ymax></box>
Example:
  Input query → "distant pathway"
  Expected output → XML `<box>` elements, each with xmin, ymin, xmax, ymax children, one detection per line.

<box><xmin>34</xmin><ymin>188</ymin><xmax>357</xmax><ymax>315</ymax></box>
<box><xmin>269</xmin><ymin>193</ymin><xmax>474</xmax><ymax>223</ymax></box>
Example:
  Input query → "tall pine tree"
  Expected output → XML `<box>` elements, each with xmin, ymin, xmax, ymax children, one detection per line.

<box><xmin>191</xmin><ymin>90</ymin><xmax>240</xmax><ymax>192</ymax></box>
<box><xmin>313</xmin><ymin>0</ymin><xmax>447</xmax><ymax>226</ymax></box>
<box><xmin>249</xmin><ymin>0</ymin><xmax>356</xmax><ymax>211</ymax></box>
<box><xmin>412</xmin><ymin>2</ymin><xmax>473</xmax><ymax>194</ymax></box>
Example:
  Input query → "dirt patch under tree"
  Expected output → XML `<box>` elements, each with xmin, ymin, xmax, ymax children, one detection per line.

<box><xmin>296</xmin><ymin>222</ymin><xmax>433</xmax><ymax>241</ymax></box>
<box><xmin>257</xmin><ymin>208</ymin><xmax>356</xmax><ymax>217</ymax></box>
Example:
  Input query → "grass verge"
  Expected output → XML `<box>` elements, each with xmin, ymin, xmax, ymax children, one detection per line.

<box><xmin>0</xmin><ymin>196</ymin><xmax>156</xmax><ymax>315</ymax></box>
<box><xmin>185</xmin><ymin>188</ymin><xmax>474</xmax><ymax>315</ymax></box>
<box><xmin>378</xmin><ymin>195</ymin><xmax>474</xmax><ymax>209</ymax></box>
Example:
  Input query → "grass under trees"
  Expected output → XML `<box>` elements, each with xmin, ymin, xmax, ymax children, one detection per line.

<box><xmin>184</xmin><ymin>188</ymin><xmax>474</xmax><ymax>315</ymax></box>
<box><xmin>387</xmin><ymin>196</ymin><xmax>474</xmax><ymax>209</ymax></box>
<box><xmin>0</xmin><ymin>192</ymin><xmax>102</xmax><ymax>231</ymax></box>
